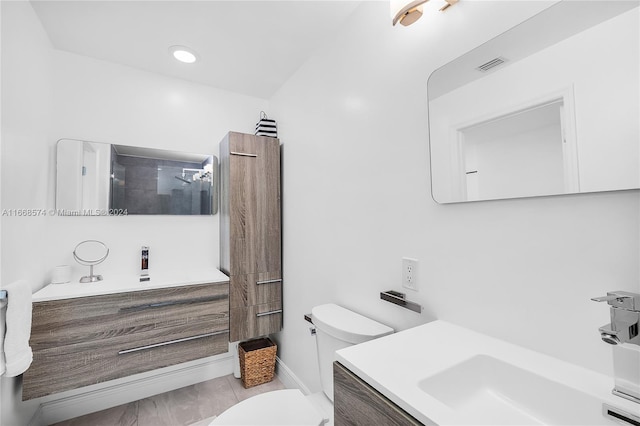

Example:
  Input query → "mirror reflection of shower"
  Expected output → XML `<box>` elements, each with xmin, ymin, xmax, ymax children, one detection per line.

<box><xmin>110</xmin><ymin>144</ymin><xmax>216</xmax><ymax>215</ymax></box>
<box><xmin>55</xmin><ymin>139</ymin><xmax>218</xmax><ymax>215</ymax></box>
<box><xmin>174</xmin><ymin>174</ymin><xmax>192</xmax><ymax>184</ymax></box>
<box><xmin>175</xmin><ymin>165</ymin><xmax>214</xmax><ymax>185</ymax></box>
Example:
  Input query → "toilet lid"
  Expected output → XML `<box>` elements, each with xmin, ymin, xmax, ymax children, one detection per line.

<box><xmin>209</xmin><ymin>389</ymin><xmax>325</xmax><ymax>426</ymax></box>
<box><xmin>311</xmin><ymin>303</ymin><xmax>394</xmax><ymax>344</ymax></box>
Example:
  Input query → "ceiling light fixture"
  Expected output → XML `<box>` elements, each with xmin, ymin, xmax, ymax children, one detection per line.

<box><xmin>169</xmin><ymin>45</ymin><xmax>198</xmax><ymax>64</ymax></box>
<box><xmin>390</xmin><ymin>0</ymin><xmax>459</xmax><ymax>26</ymax></box>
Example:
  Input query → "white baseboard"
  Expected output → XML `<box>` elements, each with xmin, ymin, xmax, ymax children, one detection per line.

<box><xmin>275</xmin><ymin>356</ymin><xmax>312</xmax><ymax>395</ymax></box>
<box><xmin>29</xmin><ymin>353</ymin><xmax>309</xmax><ymax>425</ymax></box>
<box><xmin>31</xmin><ymin>353</ymin><xmax>234</xmax><ymax>426</ymax></box>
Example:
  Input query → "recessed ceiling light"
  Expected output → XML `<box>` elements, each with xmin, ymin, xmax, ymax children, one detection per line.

<box><xmin>169</xmin><ymin>45</ymin><xmax>198</xmax><ymax>64</ymax></box>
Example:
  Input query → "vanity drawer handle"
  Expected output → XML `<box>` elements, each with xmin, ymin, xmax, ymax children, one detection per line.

<box><xmin>118</xmin><ymin>330</ymin><xmax>229</xmax><ymax>355</ymax></box>
<box><xmin>119</xmin><ymin>295</ymin><xmax>227</xmax><ymax>312</ymax></box>
<box><xmin>230</xmin><ymin>152</ymin><xmax>257</xmax><ymax>158</ymax></box>
<box><xmin>256</xmin><ymin>279</ymin><xmax>282</xmax><ymax>285</ymax></box>
<box><xmin>256</xmin><ymin>309</ymin><xmax>282</xmax><ymax>318</ymax></box>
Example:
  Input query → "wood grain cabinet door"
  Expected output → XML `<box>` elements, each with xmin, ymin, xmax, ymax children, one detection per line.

<box><xmin>220</xmin><ymin>132</ymin><xmax>282</xmax><ymax>342</ymax></box>
<box><xmin>230</xmin><ymin>301</ymin><xmax>283</xmax><ymax>342</ymax></box>
<box><xmin>227</xmin><ymin>132</ymin><xmax>281</xmax><ymax>276</ymax></box>
<box><xmin>229</xmin><ymin>272</ymin><xmax>282</xmax><ymax>309</ymax></box>
<box><xmin>334</xmin><ymin>362</ymin><xmax>423</xmax><ymax>426</ymax></box>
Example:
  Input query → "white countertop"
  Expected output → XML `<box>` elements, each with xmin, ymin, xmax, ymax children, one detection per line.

<box><xmin>335</xmin><ymin>320</ymin><xmax>640</xmax><ymax>425</ymax></box>
<box><xmin>33</xmin><ymin>268</ymin><xmax>229</xmax><ymax>302</ymax></box>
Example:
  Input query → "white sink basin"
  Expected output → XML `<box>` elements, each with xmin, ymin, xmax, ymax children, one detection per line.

<box><xmin>335</xmin><ymin>321</ymin><xmax>640</xmax><ymax>425</ymax></box>
<box><xmin>418</xmin><ymin>354</ymin><xmax>604</xmax><ymax>425</ymax></box>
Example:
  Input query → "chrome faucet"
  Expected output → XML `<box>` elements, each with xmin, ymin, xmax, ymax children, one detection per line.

<box><xmin>591</xmin><ymin>291</ymin><xmax>640</xmax><ymax>346</ymax></box>
<box><xmin>592</xmin><ymin>291</ymin><xmax>640</xmax><ymax>404</ymax></box>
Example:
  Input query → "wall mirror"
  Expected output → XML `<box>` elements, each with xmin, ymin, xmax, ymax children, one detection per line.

<box><xmin>56</xmin><ymin>139</ymin><xmax>218</xmax><ymax>215</ymax></box>
<box><xmin>428</xmin><ymin>1</ymin><xmax>639</xmax><ymax>203</ymax></box>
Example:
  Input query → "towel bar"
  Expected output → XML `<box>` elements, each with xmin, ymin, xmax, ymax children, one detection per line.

<box><xmin>380</xmin><ymin>290</ymin><xmax>423</xmax><ymax>313</ymax></box>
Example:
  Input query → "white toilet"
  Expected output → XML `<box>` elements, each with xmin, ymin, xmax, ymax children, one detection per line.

<box><xmin>210</xmin><ymin>303</ymin><xmax>394</xmax><ymax>425</ymax></box>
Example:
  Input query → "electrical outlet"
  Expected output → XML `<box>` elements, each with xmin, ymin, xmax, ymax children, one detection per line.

<box><xmin>402</xmin><ymin>257</ymin><xmax>418</xmax><ymax>291</ymax></box>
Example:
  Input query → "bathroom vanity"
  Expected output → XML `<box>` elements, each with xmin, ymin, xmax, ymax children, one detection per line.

<box><xmin>334</xmin><ymin>321</ymin><xmax>640</xmax><ymax>426</ymax></box>
<box><xmin>22</xmin><ymin>270</ymin><xmax>230</xmax><ymax>400</ymax></box>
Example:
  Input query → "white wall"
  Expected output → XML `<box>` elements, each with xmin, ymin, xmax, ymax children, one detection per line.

<box><xmin>270</xmin><ymin>1</ymin><xmax>640</xmax><ymax>394</ymax></box>
<box><xmin>1</xmin><ymin>2</ymin><xmax>267</xmax><ymax>424</ymax></box>
<box><xmin>42</xmin><ymin>50</ymin><xmax>268</xmax><ymax>282</ymax></box>
<box><xmin>1</xmin><ymin>2</ymin><xmax>54</xmax><ymax>424</ymax></box>
<box><xmin>4</xmin><ymin>43</ymin><xmax>267</xmax><ymax>281</ymax></box>
<box><xmin>1</xmin><ymin>0</ymin><xmax>52</xmax><ymax>288</ymax></box>
<box><xmin>2</xmin><ymin>31</ymin><xmax>269</xmax><ymax>288</ymax></box>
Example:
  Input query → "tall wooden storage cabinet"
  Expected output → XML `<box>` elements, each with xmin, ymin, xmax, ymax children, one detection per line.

<box><xmin>220</xmin><ymin>132</ymin><xmax>282</xmax><ymax>342</ymax></box>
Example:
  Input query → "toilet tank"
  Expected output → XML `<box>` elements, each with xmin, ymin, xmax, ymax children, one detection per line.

<box><xmin>311</xmin><ymin>304</ymin><xmax>393</xmax><ymax>401</ymax></box>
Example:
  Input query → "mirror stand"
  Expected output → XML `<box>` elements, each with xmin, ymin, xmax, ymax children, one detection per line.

<box><xmin>80</xmin><ymin>264</ymin><xmax>102</xmax><ymax>283</ymax></box>
<box><xmin>73</xmin><ymin>240</ymin><xmax>109</xmax><ymax>283</ymax></box>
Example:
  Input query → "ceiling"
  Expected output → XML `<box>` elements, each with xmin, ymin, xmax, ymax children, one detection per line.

<box><xmin>30</xmin><ymin>1</ymin><xmax>363</xmax><ymax>99</ymax></box>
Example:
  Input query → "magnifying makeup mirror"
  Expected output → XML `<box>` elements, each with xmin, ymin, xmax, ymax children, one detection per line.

<box><xmin>73</xmin><ymin>240</ymin><xmax>109</xmax><ymax>283</ymax></box>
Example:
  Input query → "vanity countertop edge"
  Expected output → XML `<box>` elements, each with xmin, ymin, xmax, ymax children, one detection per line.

<box><xmin>33</xmin><ymin>268</ymin><xmax>230</xmax><ymax>302</ymax></box>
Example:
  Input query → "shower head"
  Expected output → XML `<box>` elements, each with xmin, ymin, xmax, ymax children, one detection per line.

<box><xmin>174</xmin><ymin>176</ymin><xmax>192</xmax><ymax>184</ymax></box>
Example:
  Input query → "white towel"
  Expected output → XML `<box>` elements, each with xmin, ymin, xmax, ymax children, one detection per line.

<box><xmin>1</xmin><ymin>280</ymin><xmax>33</xmax><ymax>377</ymax></box>
<box><xmin>0</xmin><ymin>299</ymin><xmax>5</xmax><ymax>376</ymax></box>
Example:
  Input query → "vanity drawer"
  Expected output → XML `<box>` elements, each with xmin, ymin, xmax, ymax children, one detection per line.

<box><xmin>23</xmin><ymin>329</ymin><xmax>229</xmax><ymax>400</ymax></box>
<box><xmin>23</xmin><ymin>282</ymin><xmax>230</xmax><ymax>400</ymax></box>
<box><xmin>229</xmin><ymin>272</ymin><xmax>282</xmax><ymax>309</ymax></box>
<box><xmin>31</xmin><ymin>282</ymin><xmax>227</xmax><ymax>330</ymax></box>
<box><xmin>30</xmin><ymin>293</ymin><xmax>229</xmax><ymax>349</ymax></box>
<box><xmin>230</xmin><ymin>301</ymin><xmax>282</xmax><ymax>342</ymax></box>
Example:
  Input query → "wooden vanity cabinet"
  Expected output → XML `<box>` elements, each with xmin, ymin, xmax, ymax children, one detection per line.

<box><xmin>22</xmin><ymin>282</ymin><xmax>229</xmax><ymax>400</ymax></box>
<box><xmin>220</xmin><ymin>132</ymin><xmax>282</xmax><ymax>342</ymax></box>
<box><xmin>334</xmin><ymin>361</ymin><xmax>423</xmax><ymax>426</ymax></box>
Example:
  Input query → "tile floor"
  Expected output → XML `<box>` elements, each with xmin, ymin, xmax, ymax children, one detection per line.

<box><xmin>51</xmin><ymin>375</ymin><xmax>286</xmax><ymax>426</ymax></box>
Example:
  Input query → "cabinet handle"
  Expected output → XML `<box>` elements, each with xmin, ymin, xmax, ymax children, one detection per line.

<box><xmin>119</xmin><ymin>295</ymin><xmax>227</xmax><ymax>312</ymax></box>
<box><xmin>256</xmin><ymin>309</ymin><xmax>282</xmax><ymax>318</ymax></box>
<box><xmin>230</xmin><ymin>152</ymin><xmax>257</xmax><ymax>158</ymax></box>
<box><xmin>256</xmin><ymin>279</ymin><xmax>282</xmax><ymax>285</ymax></box>
<box><xmin>118</xmin><ymin>330</ymin><xmax>229</xmax><ymax>355</ymax></box>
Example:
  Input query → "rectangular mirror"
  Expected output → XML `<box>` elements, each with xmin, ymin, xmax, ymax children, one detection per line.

<box><xmin>428</xmin><ymin>0</ymin><xmax>639</xmax><ymax>203</ymax></box>
<box><xmin>56</xmin><ymin>139</ymin><xmax>218</xmax><ymax>215</ymax></box>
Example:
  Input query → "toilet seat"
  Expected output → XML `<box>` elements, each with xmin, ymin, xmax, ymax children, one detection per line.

<box><xmin>209</xmin><ymin>389</ymin><xmax>325</xmax><ymax>426</ymax></box>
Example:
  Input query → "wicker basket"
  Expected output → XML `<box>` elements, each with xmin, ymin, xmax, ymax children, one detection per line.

<box><xmin>238</xmin><ymin>337</ymin><xmax>277</xmax><ymax>388</ymax></box>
